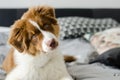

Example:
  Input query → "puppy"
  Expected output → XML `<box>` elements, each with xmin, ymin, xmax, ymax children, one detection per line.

<box><xmin>2</xmin><ymin>5</ymin><xmax>73</xmax><ymax>80</ymax></box>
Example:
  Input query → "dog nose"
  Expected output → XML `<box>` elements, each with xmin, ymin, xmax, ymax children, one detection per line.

<box><xmin>46</xmin><ymin>39</ymin><xmax>58</xmax><ymax>49</ymax></box>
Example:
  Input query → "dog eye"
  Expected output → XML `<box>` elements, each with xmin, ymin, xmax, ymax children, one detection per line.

<box><xmin>44</xmin><ymin>24</ymin><xmax>50</xmax><ymax>28</ymax></box>
<box><xmin>32</xmin><ymin>34</ymin><xmax>37</xmax><ymax>40</ymax></box>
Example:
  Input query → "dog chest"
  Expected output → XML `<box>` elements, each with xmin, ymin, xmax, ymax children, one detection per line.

<box><xmin>14</xmin><ymin>50</ymin><xmax>68</xmax><ymax>80</ymax></box>
<box><xmin>19</xmin><ymin>57</ymin><xmax>67</xmax><ymax>80</ymax></box>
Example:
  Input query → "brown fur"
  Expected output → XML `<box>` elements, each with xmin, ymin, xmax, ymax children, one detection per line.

<box><xmin>2</xmin><ymin>48</ymin><xmax>16</xmax><ymax>73</ymax></box>
<box><xmin>8</xmin><ymin>19</ymin><xmax>44</xmax><ymax>55</ymax></box>
<box><xmin>64</xmin><ymin>55</ymin><xmax>76</xmax><ymax>62</ymax></box>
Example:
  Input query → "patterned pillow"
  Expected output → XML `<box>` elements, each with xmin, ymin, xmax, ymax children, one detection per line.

<box><xmin>57</xmin><ymin>17</ymin><xmax>119</xmax><ymax>40</ymax></box>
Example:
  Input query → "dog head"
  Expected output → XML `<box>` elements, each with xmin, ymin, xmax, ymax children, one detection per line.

<box><xmin>8</xmin><ymin>6</ymin><xmax>59</xmax><ymax>55</ymax></box>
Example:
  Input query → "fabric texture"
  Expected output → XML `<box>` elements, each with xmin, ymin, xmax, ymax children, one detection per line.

<box><xmin>0</xmin><ymin>27</ymin><xmax>9</xmax><ymax>47</ymax></box>
<box><xmin>0</xmin><ymin>27</ymin><xmax>10</xmax><ymax>80</ymax></box>
<box><xmin>90</xmin><ymin>27</ymin><xmax>120</xmax><ymax>54</ymax></box>
<box><xmin>68</xmin><ymin>63</ymin><xmax>120</xmax><ymax>80</ymax></box>
<box><xmin>0</xmin><ymin>54</ymin><xmax>6</xmax><ymax>80</ymax></box>
<box><xmin>59</xmin><ymin>38</ymin><xmax>97</xmax><ymax>63</ymax></box>
<box><xmin>0</xmin><ymin>27</ymin><xmax>10</xmax><ymax>56</ymax></box>
<box><xmin>89</xmin><ymin>47</ymin><xmax>120</xmax><ymax>69</ymax></box>
<box><xmin>57</xmin><ymin>17</ymin><xmax>119</xmax><ymax>40</ymax></box>
<box><xmin>0</xmin><ymin>32</ymin><xmax>9</xmax><ymax>45</ymax></box>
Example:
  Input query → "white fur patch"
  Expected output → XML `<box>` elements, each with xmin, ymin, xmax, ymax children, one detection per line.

<box><xmin>29</xmin><ymin>19</ymin><xmax>41</xmax><ymax>31</ymax></box>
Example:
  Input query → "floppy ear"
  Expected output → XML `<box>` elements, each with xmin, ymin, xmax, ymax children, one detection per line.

<box><xmin>35</xmin><ymin>5</ymin><xmax>55</xmax><ymax>17</ymax></box>
<box><xmin>8</xmin><ymin>21</ymin><xmax>29</xmax><ymax>53</ymax></box>
<box><xmin>21</xmin><ymin>5</ymin><xmax>56</xmax><ymax>19</ymax></box>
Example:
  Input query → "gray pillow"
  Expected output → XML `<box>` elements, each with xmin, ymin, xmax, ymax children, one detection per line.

<box><xmin>89</xmin><ymin>47</ymin><xmax>120</xmax><ymax>69</ymax></box>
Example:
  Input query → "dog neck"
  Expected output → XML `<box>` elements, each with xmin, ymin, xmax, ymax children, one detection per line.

<box><xmin>14</xmin><ymin>48</ymin><xmax>59</xmax><ymax>68</ymax></box>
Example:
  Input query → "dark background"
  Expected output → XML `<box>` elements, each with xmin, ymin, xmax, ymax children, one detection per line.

<box><xmin>0</xmin><ymin>8</ymin><xmax>120</xmax><ymax>27</ymax></box>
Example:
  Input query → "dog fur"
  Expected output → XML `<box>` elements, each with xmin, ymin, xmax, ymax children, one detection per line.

<box><xmin>2</xmin><ymin>5</ymin><xmax>73</xmax><ymax>80</ymax></box>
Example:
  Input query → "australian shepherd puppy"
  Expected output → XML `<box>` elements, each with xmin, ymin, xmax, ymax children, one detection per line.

<box><xmin>2</xmin><ymin>5</ymin><xmax>73</xmax><ymax>80</ymax></box>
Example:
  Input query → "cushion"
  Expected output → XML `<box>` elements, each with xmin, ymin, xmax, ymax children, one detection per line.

<box><xmin>57</xmin><ymin>17</ymin><xmax>119</xmax><ymax>40</ymax></box>
<box><xmin>89</xmin><ymin>47</ymin><xmax>120</xmax><ymax>69</ymax></box>
<box><xmin>90</xmin><ymin>27</ymin><xmax>120</xmax><ymax>54</ymax></box>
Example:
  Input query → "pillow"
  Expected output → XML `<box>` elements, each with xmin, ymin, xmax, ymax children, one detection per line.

<box><xmin>89</xmin><ymin>47</ymin><xmax>120</xmax><ymax>69</ymax></box>
<box><xmin>90</xmin><ymin>27</ymin><xmax>120</xmax><ymax>54</ymax></box>
<box><xmin>57</xmin><ymin>17</ymin><xmax>119</xmax><ymax>40</ymax></box>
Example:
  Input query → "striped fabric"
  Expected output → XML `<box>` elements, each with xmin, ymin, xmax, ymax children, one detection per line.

<box><xmin>57</xmin><ymin>17</ymin><xmax>119</xmax><ymax>40</ymax></box>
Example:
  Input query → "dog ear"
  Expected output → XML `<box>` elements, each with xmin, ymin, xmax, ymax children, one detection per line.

<box><xmin>21</xmin><ymin>5</ymin><xmax>56</xmax><ymax>19</ymax></box>
<box><xmin>8</xmin><ymin>20</ymin><xmax>30</xmax><ymax>53</ymax></box>
<box><xmin>35</xmin><ymin>5</ymin><xmax>55</xmax><ymax>17</ymax></box>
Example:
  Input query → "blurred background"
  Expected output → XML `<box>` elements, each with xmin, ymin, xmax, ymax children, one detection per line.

<box><xmin>0</xmin><ymin>0</ymin><xmax>120</xmax><ymax>8</ymax></box>
<box><xmin>0</xmin><ymin>1</ymin><xmax>120</xmax><ymax>80</ymax></box>
<box><xmin>0</xmin><ymin>0</ymin><xmax>120</xmax><ymax>26</ymax></box>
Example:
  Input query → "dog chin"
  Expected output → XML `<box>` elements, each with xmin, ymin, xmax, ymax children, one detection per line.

<box><xmin>42</xmin><ymin>46</ymin><xmax>58</xmax><ymax>53</ymax></box>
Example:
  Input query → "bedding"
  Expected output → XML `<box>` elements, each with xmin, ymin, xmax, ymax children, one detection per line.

<box><xmin>0</xmin><ymin>27</ymin><xmax>10</xmax><ymax>80</ymax></box>
<box><xmin>68</xmin><ymin>63</ymin><xmax>120</xmax><ymax>80</ymax></box>
<box><xmin>0</xmin><ymin>25</ymin><xmax>120</xmax><ymax>80</ymax></box>
<box><xmin>89</xmin><ymin>28</ymin><xmax>120</xmax><ymax>70</ymax></box>
<box><xmin>59</xmin><ymin>38</ymin><xmax>97</xmax><ymax>63</ymax></box>
<box><xmin>89</xmin><ymin>47</ymin><xmax>120</xmax><ymax>69</ymax></box>
<box><xmin>0</xmin><ymin>27</ymin><xmax>9</xmax><ymax>45</ymax></box>
<box><xmin>0</xmin><ymin>27</ymin><xmax>10</xmax><ymax>56</ymax></box>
